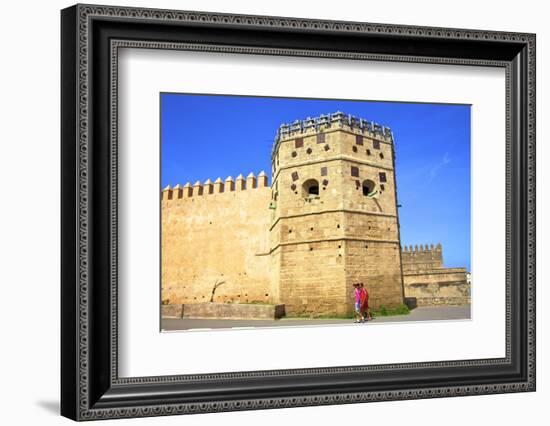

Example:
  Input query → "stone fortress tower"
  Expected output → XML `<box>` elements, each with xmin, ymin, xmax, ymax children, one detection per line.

<box><xmin>161</xmin><ymin>112</ymin><xmax>469</xmax><ymax>318</ymax></box>
<box><xmin>270</xmin><ymin>112</ymin><xmax>404</xmax><ymax>316</ymax></box>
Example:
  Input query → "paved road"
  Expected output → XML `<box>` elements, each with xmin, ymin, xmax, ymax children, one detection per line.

<box><xmin>161</xmin><ymin>305</ymin><xmax>471</xmax><ymax>331</ymax></box>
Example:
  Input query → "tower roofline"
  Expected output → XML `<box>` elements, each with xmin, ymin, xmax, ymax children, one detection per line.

<box><xmin>272</xmin><ymin>111</ymin><xmax>393</xmax><ymax>156</ymax></box>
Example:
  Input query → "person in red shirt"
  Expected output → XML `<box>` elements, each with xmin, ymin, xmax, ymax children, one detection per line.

<box><xmin>359</xmin><ymin>283</ymin><xmax>372</xmax><ymax>321</ymax></box>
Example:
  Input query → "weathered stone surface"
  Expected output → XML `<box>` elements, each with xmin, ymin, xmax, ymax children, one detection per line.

<box><xmin>162</xmin><ymin>179</ymin><xmax>273</xmax><ymax>306</ymax></box>
<box><xmin>401</xmin><ymin>245</ymin><xmax>470</xmax><ymax>306</ymax></box>
<box><xmin>181</xmin><ymin>302</ymin><xmax>286</xmax><ymax>320</ymax></box>
<box><xmin>162</xmin><ymin>304</ymin><xmax>183</xmax><ymax>319</ymax></box>
<box><xmin>402</xmin><ymin>267</ymin><xmax>470</xmax><ymax>306</ymax></box>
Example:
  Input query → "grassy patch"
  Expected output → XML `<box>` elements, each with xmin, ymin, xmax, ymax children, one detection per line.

<box><xmin>370</xmin><ymin>304</ymin><xmax>410</xmax><ymax>317</ymax></box>
<box><xmin>285</xmin><ymin>312</ymin><xmax>354</xmax><ymax>320</ymax></box>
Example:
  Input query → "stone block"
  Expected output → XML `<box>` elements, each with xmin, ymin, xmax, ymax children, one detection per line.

<box><xmin>182</xmin><ymin>303</ymin><xmax>286</xmax><ymax>320</ymax></box>
<box><xmin>162</xmin><ymin>304</ymin><xmax>183</xmax><ymax>319</ymax></box>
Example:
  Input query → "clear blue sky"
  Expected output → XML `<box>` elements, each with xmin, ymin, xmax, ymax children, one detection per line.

<box><xmin>161</xmin><ymin>93</ymin><xmax>471</xmax><ymax>271</ymax></box>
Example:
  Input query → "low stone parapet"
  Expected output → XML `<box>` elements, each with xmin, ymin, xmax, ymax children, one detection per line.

<box><xmin>403</xmin><ymin>267</ymin><xmax>470</xmax><ymax>307</ymax></box>
<box><xmin>409</xmin><ymin>296</ymin><xmax>470</xmax><ymax>306</ymax></box>
<box><xmin>161</xmin><ymin>304</ymin><xmax>184</xmax><ymax>319</ymax></box>
<box><xmin>162</xmin><ymin>303</ymin><xmax>286</xmax><ymax>320</ymax></box>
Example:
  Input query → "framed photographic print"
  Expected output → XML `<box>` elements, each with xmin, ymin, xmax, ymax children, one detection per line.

<box><xmin>61</xmin><ymin>3</ymin><xmax>536</xmax><ymax>421</ymax></box>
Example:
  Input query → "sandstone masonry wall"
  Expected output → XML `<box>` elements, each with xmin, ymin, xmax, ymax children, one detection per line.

<box><xmin>271</xmin><ymin>114</ymin><xmax>404</xmax><ymax>315</ymax></box>
<box><xmin>403</xmin><ymin>268</ymin><xmax>470</xmax><ymax>306</ymax></box>
<box><xmin>161</xmin><ymin>173</ymin><xmax>273</xmax><ymax>305</ymax></box>
<box><xmin>401</xmin><ymin>243</ymin><xmax>443</xmax><ymax>272</ymax></box>
<box><xmin>401</xmin><ymin>244</ymin><xmax>470</xmax><ymax>306</ymax></box>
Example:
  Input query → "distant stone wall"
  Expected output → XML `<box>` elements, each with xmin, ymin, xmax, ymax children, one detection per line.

<box><xmin>161</xmin><ymin>172</ymin><xmax>274</xmax><ymax>305</ymax></box>
<box><xmin>401</xmin><ymin>244</ymin><xmax>470</xmax><ymax>306</ymax></box>
<box><xmin>403</xmin><ymin>268</ymin><xmax>470</xmax><ymax>306</ymax></box>
<box><xmin>401</xmin><ymin>243</ymin><xmax>443</xmax><ymax>273</ymax></box>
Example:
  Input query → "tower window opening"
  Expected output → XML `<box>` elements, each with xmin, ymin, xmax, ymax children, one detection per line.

<box><xmin>317</xmin><ymin>133</ymin><xmax>325</xmax><ymax>144</ymax></box>
<box><xmin>356</xmin><ymin>135</ymin><xmax>364</xmax><ymax>145</ymax></box>
<box><xmin>362</xmin><ymin>179</ymin><xmax>376</xmax><ymax>197</ymax></box>
<box><xmin>351</xmin><ymin>166</ymin><xmax>359</xmax><ymax>177</ymax></box>
<box><xmin>373</xmin><ymin>140</ymin><xmax>381</xmax><ymax>149</ymax></box>
<box><xmin>379</xmin><ymin>152</ymin><xmax>384</xmax><ymax>159</ymax></box>
<box><xmin>309</xmin><ymin>186</ymin><xmax>319</xmax><ymax>196</ymax></box>
<box><xmin>302</xmin><ymin>178</ymin><xmax>320</xmax><ymax>199</ymax></box>
<box><xmin>295</xmin><ymin>138</ymin><xmax>304</xmax><ymax>148</ymax></box>
<box><xmin>366</xmin><ymin>149</ymin><xmax>372</xmax><ymax>156</ymax></box>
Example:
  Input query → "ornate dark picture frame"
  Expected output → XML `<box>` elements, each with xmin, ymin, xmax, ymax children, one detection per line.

<box><xmin>61</xmin><ymin>4</ymin><xmax>536</xmax><ymax>421</ymax></box>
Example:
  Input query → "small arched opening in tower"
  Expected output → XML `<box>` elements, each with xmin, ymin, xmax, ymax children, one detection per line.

<box><xmin>302</xmin><ymin>178</ymin><xmax>320</xmax><ymax>199</ymax></box>
<box><xmin>362</xmin><ymin>179</ymin><xmax>376</xmax><ymax>196</ymax></box>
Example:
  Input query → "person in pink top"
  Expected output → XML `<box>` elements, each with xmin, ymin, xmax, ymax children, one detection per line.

<box><xmin>353</xmin><ymin>283</ymin><xmax>364</xmax><ymax>323</ymax></box>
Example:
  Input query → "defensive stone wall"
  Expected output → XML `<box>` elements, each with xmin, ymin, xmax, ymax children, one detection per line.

<box><xmin>161</xmin><ymin>172</ymin><xmax>274</xmax><ymax>305</ymax></box>
<box><xmin>401</xmin><ymin>243</ymin><xmax>443</xmax><ymax>272</ymax></box>
<box><xmin>403</xmin><ymin>268</ymin><xmax>470</xmax><ymax>306</ymax></box>
<box><xmin>401</xmin><ymin>244</ymin><xmax>470</xmax><ymax>306</ymax></box>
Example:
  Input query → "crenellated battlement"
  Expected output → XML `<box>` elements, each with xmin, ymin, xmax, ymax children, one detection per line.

<box><xmin>273</xmin><ymin>111</ymin><xmax>393</xmax><ymax>155</ymax></box>
<box><xmin>401</xmin><ymin>243</ymin><xmax>444</xmax><ymax>272</ymax></box>
<box><xmin>402</xmin><ymin>243</ymin><xmax>442</xmax><ymax>253</ymax></box>
<box><xmin>162</xmin><ymin>171</ymin><xmax>269</xmax><ymax>200</ymax></box>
